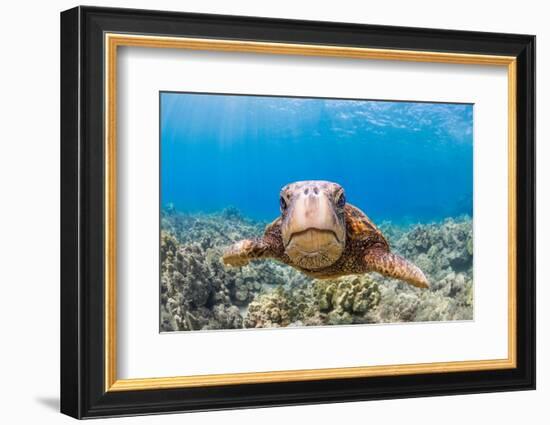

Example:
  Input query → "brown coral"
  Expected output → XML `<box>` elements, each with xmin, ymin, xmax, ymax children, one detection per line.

<box><xmin>161</xmin><ymin>208</ymin><xmax>473</xmax><ymax>331</ymax></box>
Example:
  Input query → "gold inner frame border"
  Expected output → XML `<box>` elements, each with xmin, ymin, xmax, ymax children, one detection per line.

<box><xmin>104</xmin><ymin>33</ymin><xmax>517</xmax><ymax>392</ymax></box>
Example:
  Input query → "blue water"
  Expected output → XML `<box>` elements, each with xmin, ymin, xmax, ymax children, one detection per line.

<box><xmin>160</xmin><ymin>92</ymin><xmax>473</xmax><ymax>224</ymax></box>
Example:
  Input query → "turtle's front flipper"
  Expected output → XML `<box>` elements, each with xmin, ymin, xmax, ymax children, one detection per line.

<box><xmin>222</xmin><ymin>238</ymin><xmax>273</xmax><ymax>267</ymax></box>
<box><xmin>364</xmin><ymin>248</ymin><xmax>429</xmax><ymax>289</ymax></box>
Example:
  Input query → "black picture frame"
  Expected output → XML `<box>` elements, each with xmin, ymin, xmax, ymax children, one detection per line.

<box><xmin>61</xmin><ymin>5</ymin><xmax>535</xmax><ymax>419</ymax></box>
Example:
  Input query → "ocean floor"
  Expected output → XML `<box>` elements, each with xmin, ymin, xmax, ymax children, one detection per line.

<box><xmin>160</xmin><ymin>207</ymin><xmax>473</xmax><ymax>332</ymax></box>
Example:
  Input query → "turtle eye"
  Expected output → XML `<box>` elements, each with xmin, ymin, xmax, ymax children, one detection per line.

<box><xmin>337</xmin><ymin>193</ymin><xmax>346</xmax><ymax>208</ymax></box>
<box><xmin>280</xmin><ymin>196</ymin><xmax>287</xmax><ymax>211</ymax></box>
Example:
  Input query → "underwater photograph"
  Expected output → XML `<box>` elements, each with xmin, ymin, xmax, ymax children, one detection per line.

<box><xmin>160</xmin><ymin>92</ymin><xmax>474</xmax><ymax>332</ymax></box>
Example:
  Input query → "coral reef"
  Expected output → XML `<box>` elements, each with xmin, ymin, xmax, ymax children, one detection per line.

<box><xmin>312</xmin><ymin>276</ymin><xmax>381</xmax><ymax>325</ymax></box>
<box><xmin>244</xmin><ymin>287</ymin><xmax>298</xmax><ymax>328</ymax></box>
<box><xmin>160</xmin><ymin>208</ymin><xmax>311</xmax><ymax>331</ymax></box>
<box><xmin>371</xmin><ymin>216</ymin><xmax>474</xmax><ymax>323</ymax></box>
<box><xmin>160</xmin><ymin>232</ymin><xmax>243</xmax><ymax>331</ymax></box>
<box><xmin>160</xmin><ymin>208</ymin><xmax>473</xmax><ymax>331</ymax></box>
<box><xmin>244</xmin><ymin>276</ymin><xmax>380</xmax><ymax>328</ymax></box>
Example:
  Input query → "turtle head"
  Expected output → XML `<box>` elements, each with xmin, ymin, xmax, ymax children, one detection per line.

<box><xmin>279</xmin><ymin>180</ymin><xmax>346</xmax><ymax>270</ymax></box>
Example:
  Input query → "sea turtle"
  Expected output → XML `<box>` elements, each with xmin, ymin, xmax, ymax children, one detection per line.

<box><xmin>222</xmin><ymin>180</ymin><xmax>429</xmax><ymax>288</ymax></box>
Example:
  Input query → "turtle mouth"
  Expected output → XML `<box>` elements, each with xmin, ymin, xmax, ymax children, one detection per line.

<box><xmin>286</xmin><ymin>228</ymin><xmax>341</xmax><ymax>249</ymax></box>
<box><xmin>284</xmin><ymin>228</ymin><xmax>344</xmax><ymax>269</ymax></box>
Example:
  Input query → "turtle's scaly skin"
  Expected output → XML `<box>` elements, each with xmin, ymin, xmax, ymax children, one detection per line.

<box><xmin>223</xmin><ymin>181</ymin><xmax>429</xmax><ymax>289</ymax></box>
